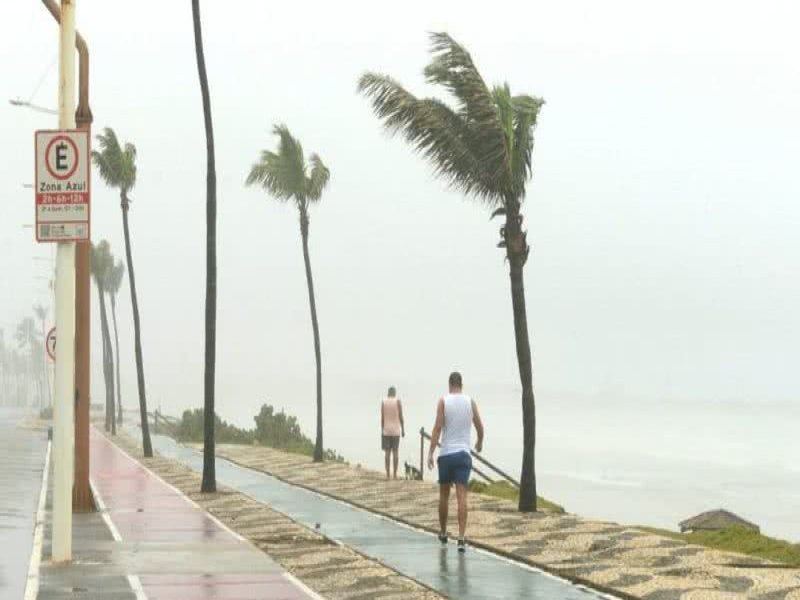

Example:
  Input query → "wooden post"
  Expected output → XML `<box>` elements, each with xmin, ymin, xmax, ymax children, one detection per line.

<box><xmin>419</xmin><ymin>427</ymin><xmax>424</xmax><ymax>480</ymax></box>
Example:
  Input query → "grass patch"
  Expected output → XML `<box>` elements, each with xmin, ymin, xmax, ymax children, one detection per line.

<box><xmin>468</xmin><ymin>480</ymin><xmax>565</xmax><ymax>513</ymax></box>
<box><xmin>637</xmin><ymin>525</ymin><xmax>800</xmax><ymax>566</ymax></box>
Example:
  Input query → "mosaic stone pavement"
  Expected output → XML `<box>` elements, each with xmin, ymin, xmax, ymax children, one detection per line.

<box><xmin>113</xmin><ymin>433</ymin><xmax>444</xmax><ymax>600</ymax></box>
<box><xmin>208</xmin><ymin>443</ymin><xmax>800</xmax><ymax>600</ymax></box>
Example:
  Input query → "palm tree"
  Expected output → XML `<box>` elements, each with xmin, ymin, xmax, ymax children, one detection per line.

<box><xmin>33</xmin><ymin>304</ymin><xmax>51</xmax><ymax>408</ymax></box>
<box><xmin>359</xmin><ymin>33</ymin><xmax>545</xmax><ymax>511</ymax></box>
<box><xmin>92</xmin><ymin>128</ymin><xmax>153</xmax><ymax>456</ymax></box>
<box><xmin>91</xmin><ymin>241</ymin><xmax>115</xmax><ymax>435</ymax></box>
<box><xmin>192</xmin><ymin>0</ymin><xmax>218</xmax><ymax>492</ymax></box>
<box><xmin>246</xmin><ymin>125</ymin><xmax>330</xmax><ymax>462</ymax></box>
<box><xmin>108</xmin><ymin>260</ymin><xmax>125</xmax><ymax>426</ymax></box>
<box><xmin>15</xmin><ymin>317</ymin><xmax>42</xmax><ymax>406</ymax></box>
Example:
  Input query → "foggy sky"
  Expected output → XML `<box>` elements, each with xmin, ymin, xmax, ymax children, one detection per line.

<box><xmin>2</xmin><ymin>0</ymin><xmax>799</xmax><ymax>437</ymax></box>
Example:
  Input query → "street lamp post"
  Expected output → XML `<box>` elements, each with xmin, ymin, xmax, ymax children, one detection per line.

<box><xmin>13</xmin><ymin>2</ymin><xmax>94</xmax><ymax>518</ymax></box>
<box><xmin>50</xmin><ymin>0</ymin><xmax>78</xmax><ymax>563</ymax></box>
<box><xmin>39</xmin><ymin>0</ymin><xmax>95</xmax><ymax>514</ymax></box>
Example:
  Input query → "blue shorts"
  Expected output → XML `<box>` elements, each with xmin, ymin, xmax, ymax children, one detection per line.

<box><xmin>437</xmin><ymin>451</ymin><xmax>472</xmax><ymax>485</ymax></box>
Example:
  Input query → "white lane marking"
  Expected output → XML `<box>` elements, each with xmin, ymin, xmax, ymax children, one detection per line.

<box><xmin>90</xmin><ymin>469</ymin><xmax>147</xmax><ymax>599</ymax></box>
<box><xmin>101</xmin><ymin>427</ymin><xmax>325</xmax><ymax>600</ymax></box>
<box><xmin>23</xmin><ymin>440</ymin><xmax>51</xmax><ymax>600</ymax></box>
<box><xmin>88</xmin><ymin>479</ymin><xmax>122</xmax><ymax>541</ymax></box>
<box><xmin>101</xmin><ymin>429</ymin><xmax>246</xmax><ymax>537</ymax></box>
<box><xmin>284</xmin><ymin>572</ymin><xmax>326</xmax><ymax>600</ymax></box>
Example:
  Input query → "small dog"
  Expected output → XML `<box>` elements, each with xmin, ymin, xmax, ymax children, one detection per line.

<box><xmin>404</xmin><ymin>462</ymin><xmax>423</xmax><ymax>481</ymax></box>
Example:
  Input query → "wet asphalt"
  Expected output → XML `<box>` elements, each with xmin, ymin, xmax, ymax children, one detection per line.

<box><xmin>0</xmin><ymin>409</ymin><xmax>49</xmax><ymax>600</ymax></box>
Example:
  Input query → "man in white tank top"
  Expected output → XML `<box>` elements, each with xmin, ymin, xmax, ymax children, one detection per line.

<box><xmin>427</xmin><ymin>372</ymin><xmax>484</xmax><ymax>552</ymax></box>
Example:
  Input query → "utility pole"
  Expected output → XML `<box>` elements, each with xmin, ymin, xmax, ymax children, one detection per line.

<box><xmin>41</xmin><ymin>0</ymin><xmax>94</xmax><ymax>513</ymax></box>
<box><xmin>51</xmin><ymin>0</ymin><xmax>77</xmax><ymax>562</ymax></box>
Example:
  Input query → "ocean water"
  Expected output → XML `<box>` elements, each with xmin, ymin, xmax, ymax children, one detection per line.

<box><xmin>157</xmin><ymin>376</ymin><xmax>800</xmax><ymax>543</ymax></box>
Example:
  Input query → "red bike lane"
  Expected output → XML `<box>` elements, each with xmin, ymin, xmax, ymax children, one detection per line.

<box><xmin>90</xmin><ymin>427</ymin><xmax>320</xmax><ymax>600</ymax></box>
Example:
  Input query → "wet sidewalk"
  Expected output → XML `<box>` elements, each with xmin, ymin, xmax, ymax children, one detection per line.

<box><xmin>115</xmin><ymin>427</ymin><xmax>447</xmax><ymax>600</ymax></box>
<box><xmin>209</xmin><ymin>444</ymin><xmax>800</xmax><ymax>600</ymax></box>
<box><xmin>34</xmin><ymin>427</ymin><xmax>320</xmax><ymax>600</ymax></box>
<box><xmin>144</xmin><ymin>432</ymin><xmax>600</xmax><ymax>600</ymax></box>
<box><xmin>0</xmin><ymin>412</ymin><xmax>49</xmax><ymax>600</ymax></box>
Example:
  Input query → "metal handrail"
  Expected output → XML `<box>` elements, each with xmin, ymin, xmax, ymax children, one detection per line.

<box><xmin>420</xmin><ymin>427</ymin><xmax>520</xmax><ymax>488</ymax></box>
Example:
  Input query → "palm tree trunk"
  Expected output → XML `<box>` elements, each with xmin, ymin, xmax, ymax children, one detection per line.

<box><xmin>192</xmin><ymin>0</ymin><xmax>218</xmax><ymax>493</ymax></box>
<box><xmin>96</xmin><ymin>283</ymin><xmax>115</xmax><ymax>435</ymax></box>
<box><xmin>39</xmin><ymin>318</ymin><xmax>52</xmax><ymax>409</ymax></box>
<box><xmin>110</xmin><ymin>295</ymin><xmax>123</xmax><ymax>426</ymax></box>
<box><xmin>121</xmin><ymin>193</ymin><xmax>153</xmax><ymax>456</ymax></box>
<box><xmin>505</xmin><ymin>202</ymin><xmax>537</xmax><ymax>512</ymax></box>
<box><xmin>300</xmin><ymin>213</ymin><xmax>324</xmax><ymax>462</ymax></box>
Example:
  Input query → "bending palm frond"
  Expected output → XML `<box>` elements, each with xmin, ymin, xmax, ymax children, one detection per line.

<box><xmin>91</xmin><ymin>127</ymin><xmax>137</xmax><ymax>193</ymax></box>
<box><xmin>307</xmin><ymin>154</ymin><xmax>330</xmax><ymax>202</ymax></box>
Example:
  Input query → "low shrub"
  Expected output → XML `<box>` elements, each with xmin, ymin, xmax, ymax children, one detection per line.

<box><xmin>174</xmin><ymin>409</ymin><xmax>254</xmax><ymax>444</ymax></box>
<box><xmin>172</xmin><ymin>403</ymin><xmax>345</xmax><ymax>463</ymax></box>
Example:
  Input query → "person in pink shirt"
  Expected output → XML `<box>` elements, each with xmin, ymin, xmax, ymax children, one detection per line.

<box><xmin>381</xmin><ymin>386</ymin><xmax>405</xmax><ymax>479</ymax></box>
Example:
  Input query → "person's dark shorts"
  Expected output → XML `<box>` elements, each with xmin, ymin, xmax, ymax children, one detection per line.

<box><xmin>437</xmin><ymin>451</ymin><xmax>472</xmax><ymax>485</ymax></box>
<box><xmin>382</xmin><ymin>435</ymin><xmax>400</xmax><ymax>451</ymax></box>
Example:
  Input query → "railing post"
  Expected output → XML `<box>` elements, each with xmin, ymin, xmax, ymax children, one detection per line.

<box><xmin>419</xmin><ymin>427</ymin><xmax>424</xmax><ymax>480</ymax></box>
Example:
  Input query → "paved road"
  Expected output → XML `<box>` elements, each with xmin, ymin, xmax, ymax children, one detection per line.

<box><xmin>0</xmin><ymin>409</ymin><xmax>48</xmax><ymax>600</ymax></box>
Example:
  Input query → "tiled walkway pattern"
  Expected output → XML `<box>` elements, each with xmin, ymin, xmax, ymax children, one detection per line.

<box><xmin>211</xmin><ymin>443</ymin><xmax>800</xmax><ymax>600</ymax></box>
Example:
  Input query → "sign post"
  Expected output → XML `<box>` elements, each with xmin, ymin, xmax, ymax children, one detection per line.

<box><xmin>42</xmin><ymin>0</ymin><xmax>79</xmax><ymax>563</ymax></box>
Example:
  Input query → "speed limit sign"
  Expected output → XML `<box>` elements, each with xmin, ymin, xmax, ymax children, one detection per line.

<box><xmin>46</xmin><ymin>327</ymin><xmax>56</xmax><ymax>362</ymax></box>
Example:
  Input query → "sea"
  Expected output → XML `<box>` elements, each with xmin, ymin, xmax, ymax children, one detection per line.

<box><xmin>157</xmin><ymin>377</ymin><xmax>800</xmax><ymax>543</ymax></box>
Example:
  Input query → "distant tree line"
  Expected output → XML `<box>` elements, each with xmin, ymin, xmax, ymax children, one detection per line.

<box><xmin>0</xmin><ymin>309</ymin><xmax>50</xmax><ymax>409</ymax></box>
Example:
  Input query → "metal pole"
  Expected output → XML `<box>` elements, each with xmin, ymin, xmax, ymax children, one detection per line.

<box><xmin>40</xmin><ymin>0</ymin><xmax>95</xmax><ymax>514</ymax></box>
<box><xmin>52</xmin><ymin>0</ymin><xmax>77</xmax><ymax>563</ymax></box>
<box><xmin>73</xmin><ymin>40</ymin><xmax>93</xmax><ymax>512</ymax></box>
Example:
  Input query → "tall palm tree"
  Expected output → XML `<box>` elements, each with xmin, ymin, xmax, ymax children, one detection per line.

<box><xmin>91</xmin><ymin>241</ymin><xmax>116</xmax><ymax>435</ymax></box>
<box><xmin>92</xmin><ymin>128</ymin><xmax>153</xmax><ymax>456</ymax></box>
<box><xmin>359</xmin><ymin>33</ymin><xmax>545</xmax><ymax>511</ymax></box>
<box><xmin>246</xmin><ymin>125</ymin><xmax>330</xmax><ymax>462</ymax></box>
<box><xmin>192</xmin><ymin>0</ymin><xmax>218</xmax><ymax>492</ymax></box>
<box><xmin>33</xmin><ymin>304</ymin><xmax>51</xmax><ymax>408</ymax></box>
<box><xmin>15</xmin><ymin>317</ymin><xmax>42</xmax><ymax>406</ymax></box>
<box><xmin>108</xmin><ymin>260</ymin><xmax>125</xmax><ymax>426</ymax></box>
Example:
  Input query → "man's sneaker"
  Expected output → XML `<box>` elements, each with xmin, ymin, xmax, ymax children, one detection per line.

<box><xmin>438</xmin><ymin>532</ymin><xmax>448</xmax><ymax>545</ymax></box>
<box><xmin>457</xmin><ymin>538</ymin><xmax>466</xmax><ymax>553</ymax></box>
